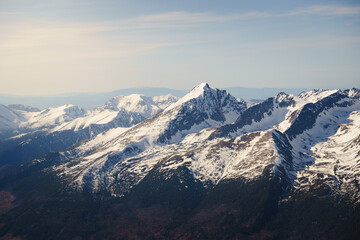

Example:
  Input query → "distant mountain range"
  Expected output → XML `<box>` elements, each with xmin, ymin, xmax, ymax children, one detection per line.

<box><xmin>0</xmin><ymin>94</ymin><xmax>178</xmax><ymax>165</ymax></box>
<box><xmin>0</xmin><ymin>86</ymin><xmax>309</xmax><ymax>109</ymax></box>
<box><xmin>0</xmin><ymin>84</ymin><xmax>359</xmax><ymax>239</ymax></box>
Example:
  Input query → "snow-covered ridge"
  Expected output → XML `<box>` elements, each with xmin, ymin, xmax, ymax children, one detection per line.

<box><xmin>74</xmin><ymin>82</ymin><xmax>245</xmax><ymax>154</ymax></box>
<box><xmin>0</xmin><ymin>93</ymin><xmax>180</xmax><ymax>166</ymax></box>
<box><xmin>0</xmin><ymin>103</ymin><xmax>87</xmax><ymax>134</ymax></box>
<box><xmin>0</xmin><ymin>104</ymin><xmax>22</xmax><ymax>131</ymax></box>
<box><xmin>52</xmin><ymin>83</ymin><xmax>247</xmax><ymax>193</ymax></box>
<box><xmin>152</xmin><ymin>94</ymin><xmax>179</xmax><ymax>109</ymax></box>
<box><xmin>51</xmin><ymin>94</ymin><xmax>178</xmax><ymax>133</ymax></box>
<box><xmin>22</xmin><ymin>104</ymin><xmax>87</xmax><ymax>129</ymax></box>
<box><xmin>100</xmin><ymin>94</ymin><xmax>160</xmax><ymax>117</ymax></box>
<box><xmin>0</xmin><ymin>94</ymin><xmax>179</xmax><ymax>138</ymax></box>
<box><xmin>3</xmin><ymin>85</ymin><xmax>360</xmax><ymax>203</ymax></box>
<box><xmin>297</xmin><ymin>89</ymin><xmax>339</xmax><ymax>103</ymax></box>
<box><xmin>210</xmin><ymin>89</ymin><xmax>351</xmax><ymax>139</ymax></box>
<box><xmin>344</xmin><ymin>88</ymin><xmax>360</xmax><ymax>99</ymax></box>
<box><xmin>48</xmin><ymin>86</ymin><xmax>360</xmax><ymax>201</ymax></box>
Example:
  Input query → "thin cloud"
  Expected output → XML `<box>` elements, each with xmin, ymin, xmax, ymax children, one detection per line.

<box><xmin>1</xmin><ymin>4</ymin><xmax>358</xmax><ymax>54</ymax></box>
<box><xmin>117</xmin><ymin>11</ymin><xmax>268</xmax><ymax>29</ymax></box>
<box><xmin>1</xmin><ymin>4</ymin><xmax>359</xmax><ymax>59</ymax></box>
<box><xmin>286</xmin><ymin>5</ymin><xmax>360</xmax><ymax>16</ymax></box>
<box><xmin>132</xmin><ymin>11</ymin><xmax>269</xmax><ymax>23</ymax></box>
<box><xmin>113</xmin><ymin>5</ymin><xmax>360</xmax><ymax>30</ymax></box>
<box><xmin>1</xmin><ymin>5</ymin><xmax>359</xmax><ymax>33</ymax></box>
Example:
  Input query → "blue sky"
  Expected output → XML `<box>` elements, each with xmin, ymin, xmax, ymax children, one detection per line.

<box><xmin>0</xmin><ymin>0</ymin><xmax>359</xmax><ymax>95</ymax></box>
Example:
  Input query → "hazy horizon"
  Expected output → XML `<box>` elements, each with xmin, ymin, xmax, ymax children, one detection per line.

<box><xmin>0</xmin><ymin>84</ymin><xmax>313</xmax><ymax>109</ymax></box>
<box><xmin>0</xmin><ymin>84</ymin><xmax>312</xmax><ymax>97</ymax></box>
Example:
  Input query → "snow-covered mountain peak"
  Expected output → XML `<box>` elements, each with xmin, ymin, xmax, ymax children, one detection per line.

<box><xmin>51</xmin><ymin>94</ymin><xmax>179</xmax><ymax>134</ymax></box>
<box><xmin>275</xmin><ymin>92</ymin><xmax>289</xmax><ymax>100</ymax></box>
<box><xmin>128</xmin><ymin>83</ymin><xmax>246</xmax><ymax>144</ymax></box>
<box><xmin>50</xmin><ymin>104</ymin><xmax>87</xmax><ymax>118</ymax></box>
<box><xmin>274</xmin><ymin>92</ymin><xmax>295</xmax><ymax>106</ymax></box>
<box><xmin>344</xmin><ymin>88</ymin><xmax>360</xmax><ymax>99</ymax></box>
<box><xmin>51</xmin><ymin>84</ymin><xmax>248</xmax><ymax>193</ymax></box>
<box><xmin>186</xmin><ymin>82</ymin><xmax>213</xmax><ymax>97</ymax></box>
<box><xmin>210</xmin><ymin>89</ymin><xmax>350</xmax><ymax>140</ymax></box>
<box><xmin>194</xmin><ymin>82</ymin><xmax>211</xmax><ymax>90</ymax></box>
<box><xmin>0</xmin><ymin>103</ymin><xmax>88</xmax><ymax>139</ymax></box>
<box><xmin>297</xmin><ymin>89</ymin><xmax>339</xmax><ymax>103</ymax></box>
<box><xmin>165</xmin><ymin>82</ymin><xmax>235</xmax><ymax>113</ymax></box>
<box><xmin>22</xmin><ymin>104</ymin><xmax>87</xmax><ymax>130</ymax></box>
<box><xmin>152</xmin><ymin>94</ymin><xmax>179</xmax><ymax>109</ymax></box>
<box><xmin>153</xmin><ymin>94</ymin><xmax>178</xmax><ymax>102</ymax></box>
<box><xmin>103</xmin><ymin>94</ymin><xmax>151</xmax><ymax>109</ymax></box>
<box><xmin>21</xmin><ymin>85</ymin><xmax>358</xmax><ymax>206</ymax></box>
<box><xmin>165</xmin><ymin>83</ymin><xmax>211</xmax><ymax>109</ymax></box>
<box><xmin>48</xmin><ymin>104</ymin><xmax>83</xmax><ymax>112</ymax></box>
<box><xmin>100</xmin><ymin>94</ymin><xmax>161</xmax><ymax>118</ymax></box>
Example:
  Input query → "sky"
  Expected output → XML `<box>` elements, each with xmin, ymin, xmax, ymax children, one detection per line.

<box><xmin>0</xmin><ymin>0</ymin><xmax>359</xmax><ymax>96</ymax></box>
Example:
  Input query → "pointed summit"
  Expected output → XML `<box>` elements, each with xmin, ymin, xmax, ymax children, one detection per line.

<box><xmin>165</xmin><ymin>82</ymin><xmax>217</xmax><ymax>111</ymax></box>
<box><xmin>188</xmin><ymin>82</ymin><xmax>211</xmax><ymax>96</ymax></box>
<box><xmin>193</xmin><ymin>82</ymin><xmax>210</xmax><ymax>91</ymax></box>
<box><xmin>54</xmin><ymin>83</ymin><xmax>247</xmax><ymax>194</ymax></box>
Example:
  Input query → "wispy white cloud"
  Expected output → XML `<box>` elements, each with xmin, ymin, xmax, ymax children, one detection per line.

<box><xmin>286</xmin><ymin>5</ymin><xmax>360</xmax><ymax>16</ymax></box>
<box><xmin>114</xmin><ymin>11</ymin><xmax>268</xmax><ymax>30</ymax></box>
<box><xmin>130</xmin><ymin>11</ymin><xmax>270</xmax><ymax>23</ymax></box>
<box><xmin>113</xmin><ymin>5</ymin><xmax>360</xmax><ymax>30</ymax></box>
<box><xmin>1</xmin><ymin>4</ymin><xmax>359</xmax><ymax>60</ymax></box>
<box><xmin>1</xmin><ymin>4</ymin><xmax>359</xmax><ymax>33</ymax></box>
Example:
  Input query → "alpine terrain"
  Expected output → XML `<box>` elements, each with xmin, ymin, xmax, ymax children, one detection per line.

<box><xmin>0</xmin><ymin>94</ymin><xmax>178</xmax><ymax>165</ymax></box>
<box><xmin>0</xmin><ymin>84</ymin><xmax>359</xmax><ymax>239</ymax></box>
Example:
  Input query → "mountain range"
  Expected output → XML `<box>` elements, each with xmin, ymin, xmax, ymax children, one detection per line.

<box><xmin>0</xmin><ymin>84</ymin><xmax>359</xmax><ymax>239</ymax></box>
<box><xmin>0</xmin><ymin>94</ymin><xmax>178</xmax><ymax>165</ymax></box>
<box><xmin>0</xmin><ymin>86</ymin><xmax>308</xmax><ymax>110</ymax></box>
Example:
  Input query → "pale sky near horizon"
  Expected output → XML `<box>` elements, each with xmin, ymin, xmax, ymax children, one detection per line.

<box><xmin>0</xmin><ymin>0</ymin><xmax>359</xmax><ymax>96</ymax></box>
